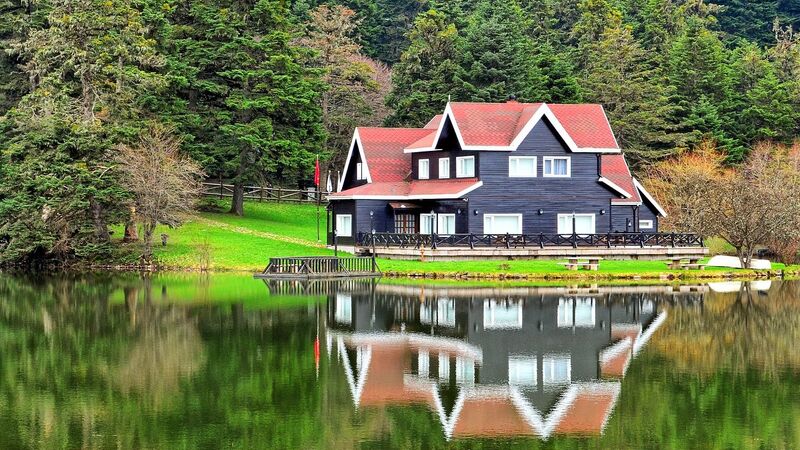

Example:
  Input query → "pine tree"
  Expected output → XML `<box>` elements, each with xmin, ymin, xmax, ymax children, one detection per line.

<box><xmin>0</xmin><ymin>0</ymin><xmax>166</xmax><ymax>263</ymax></box>
<box><xmin>459</xmin><ymin>0</ymin><xmax>547</xmax><ymax>102</ymax></box>
<box><xmin>583</xmin><ymin>15</ymin><xmax>686</xmax><ymax>164</ymax></box>
<box><xmin>385</xmin><ymin>10</ymin><xmax>466</xmax><ymax>126</ymax></box>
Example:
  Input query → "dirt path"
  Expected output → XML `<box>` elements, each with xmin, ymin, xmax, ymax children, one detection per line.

<box><xmin>193</xmin><ymin>216</ymin><xmax>326</xmax><ymax>248</ymax></box>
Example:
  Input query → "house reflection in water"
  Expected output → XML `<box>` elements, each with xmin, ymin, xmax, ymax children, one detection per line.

<box><xmin>326</xmin><ymin>283</ymin><xmax>704</xmax><ymax>440</ymax></box>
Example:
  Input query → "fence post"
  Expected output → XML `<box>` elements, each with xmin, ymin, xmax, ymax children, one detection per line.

<box><xmin>219</xmin><ymin>175</ymin><xmax>223</xmax><ymax>200</ymax></box>
<box><xmin>607</xmin><ymin>232</ymin><xmax>611</xmax><ymax>248</ymax></box>
<box><xmin>539</xmin><ymin>233</ymin><xmax>544</xmax><ymax>249</ymax></box>
<box><xmin>277</xmin><ymin>186</ymin><xmax>282</xmax><ymax>203</ymax></box>
<box><xmin>671</xmin><ymin>232</ymin><xmax>676</xmax><ymax>248</ymax></box>
<box><xmin>572</xmin><ymin>232</ymin><xmax>577</xmax><ymax>249</ymax></box>
<box><xmin>260</xmin><ymin>185</ymin><xmax>264</xmax><ymax>202</ymax></box>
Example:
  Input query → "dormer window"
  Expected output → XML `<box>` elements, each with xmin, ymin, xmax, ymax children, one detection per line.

<box><xmin>456</xmin><ymin>156</ymin><xmax>475</xmax><ymax>178</ymax></box>
<box><xmin>356</xmin><ymin>162</ymin><xmax>366</xmax><ymax>180</ymax></box>
<box><xmin>543</xmin><ymin>156</ymin><xmax>570</xmax><ymax>177</ymax></box>
<box><xmin>419</xmin><ymin>159</ymin><xmax>430</xmax><ymax>179</ymax></box>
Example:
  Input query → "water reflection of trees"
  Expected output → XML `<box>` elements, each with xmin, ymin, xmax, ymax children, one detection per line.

<box><xmin>0</xmin><ymin>274</ymin><xmax>327</xmax><ymax>448</ymax></box>
<box><xmin>653</xmin><ymin>282</ymin><xmax>800</xmax><ymax>379</ymax></box>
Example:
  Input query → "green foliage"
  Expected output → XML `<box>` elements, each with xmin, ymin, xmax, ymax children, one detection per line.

<box><xmin>385</xmin><ymin>10</ymin><xmax>467</xmax><ymax>126</ymax></box>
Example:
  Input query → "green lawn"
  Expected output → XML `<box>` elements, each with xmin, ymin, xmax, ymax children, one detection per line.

<box><xmin>143</xmin><ymin>201</ymin><xmax>790</xmax><ymax>278</ymax></box>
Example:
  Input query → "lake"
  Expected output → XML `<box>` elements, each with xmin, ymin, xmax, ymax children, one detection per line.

<box><xmin>0</xmin><ymin>273</ymin><xmax>798</xmax><ymax>449</ymax></box>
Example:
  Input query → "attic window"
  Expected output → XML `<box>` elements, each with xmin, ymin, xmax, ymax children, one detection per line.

<box><xmin>356</xmin><ymin>163</ymin><xmax>366</xmax><ymax>180</ymax></box>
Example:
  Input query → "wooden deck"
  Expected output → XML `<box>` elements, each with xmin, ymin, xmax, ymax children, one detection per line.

<box><xmin>255</xmin><ymin>256</ymin><xmax>381</xmax><ymax>279</ymax></box>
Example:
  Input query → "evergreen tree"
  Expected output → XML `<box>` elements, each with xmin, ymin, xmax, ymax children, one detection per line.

<box><xmin>459</xmin><ymin>0</ymin><xmax>547</xmax><ymax>102</ymax></box>
<box><xmin>0</xmin><ymin>0</ymin><xmax>166</xmax><ymax>263</ymax></box>
<box><xmin>385</xmin><ymin>10</ymin><xmax>466</xmax><ymax>126</ymax></box>
<box><xmin>716</xmin><ymin>0</ymin><xmax>783</xmax><ymax>44</ymax></box>
<box><xmin>583</xmin><ymin>15</ymin><xmax>686</xmax><ymax>164</ymax></box>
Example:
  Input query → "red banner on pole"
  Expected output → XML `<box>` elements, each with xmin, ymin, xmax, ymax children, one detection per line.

<box><xmin>314</xmin><ymin>157</ymin><xmax>320</xmax><ymax>187</ymax></box>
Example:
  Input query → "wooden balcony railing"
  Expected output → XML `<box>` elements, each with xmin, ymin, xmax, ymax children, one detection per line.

<box><xmin>358</xmin><ymin>232</ymin><xmax>704</xmax><ymax>249</ymax></box>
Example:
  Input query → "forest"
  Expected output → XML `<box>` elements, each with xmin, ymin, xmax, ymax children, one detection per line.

<box><xmin>2</xmin><ymin>0</ymin><xmax>800</xmax><ymax>264</ymax></box>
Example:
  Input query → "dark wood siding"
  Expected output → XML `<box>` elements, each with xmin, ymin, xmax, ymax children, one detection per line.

<box><xmin>329</xmin><ymin>200</ymin><xmax>357</xmax><ymax>245</ymax></box>
<box><xmin>465</xmin><ymin>119</ymin><xmax>619</xmax><ymax>234</ymax></box>
<box><xmin>411</xmin><ymin>150</ymin><xmax>480</xmax><ymax>180</ymax></box>
<box><xmin>340</xmin><ymin>144</ymin><xmax>368</xmax><ymax>191</ymax></box>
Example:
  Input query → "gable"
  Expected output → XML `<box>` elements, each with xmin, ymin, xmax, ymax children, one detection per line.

<box><xmin>434</xmin><ymin>116</ymin><xmax>462</xmax><ymax>151</ymax></box>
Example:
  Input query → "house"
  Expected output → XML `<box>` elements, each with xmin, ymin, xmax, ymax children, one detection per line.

<box><xmin>326</xmin><ymin>101</ymin><xmax>667</xmax><ymax>246</ymax></box>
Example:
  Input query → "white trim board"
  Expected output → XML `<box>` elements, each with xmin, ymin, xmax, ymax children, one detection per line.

<box><xmin>632</xmin><ymin>178</ymin><xmax>668</xmax><ymax>217</ymax></box>
<box><xmin>598</xmin><ymin>176</ymin><xmax>633</xmax><ymax>198</ymax></box>
<box><xmin>338</xmin><ymin>129</ymin><xmax>373</xmax><ymax>192</ymax></box>
<box><xmin>404</xmin><ymin>103</ymin><xmax>621</xmax><ymax>154</ymax></box>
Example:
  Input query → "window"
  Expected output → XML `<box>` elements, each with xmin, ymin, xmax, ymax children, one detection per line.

<box><xmin>455</xmin><ymin>357</ymin><xmax>475</xmax><ymax>384</ymax></box>
<box><xmin>394</xmin><ymin>213</ymin><xmax>416</xmax><ymax>234</ymax></box>
<box><xmin>508</xmin><ymin>357</ymin><xmax>537</xmax><ymax>386</ymax></box>
<box><xmin>420</xmin><ymin>213</ymin><xmax>455</xmax><ymax>235</ymax></box>
<box><xmin>437</xmin><ymin>214</ymin><xmax>456</xmax><ymax>235</ymax></box>
<box><xmin>509</xmin><ymin>156</ymin><xmax>537</xmax><ymax>177</ymax></box>
<box><xmin>542</xmin><ymin>356</ymin><xmax>571</xmax><ymax>385</ymax></box>
<box><xmin>420</xmin><ymin>213</ymin><xmax>436</xmax><ymax>234</ymax></box>
<box><xmin>639</xmin><ymin>219</ymin><xmax>654</xmax><ymax>229</ymax></box>
<box><xmin>543</xmin><ymin>156</ymin><xmax>571</xmax><ymax>177</ymax></box>
<box><xmin>437</xmin><ymin>298</ymin><xmax>456</xmax><ymax>326</ymax></box>
<box><xmin>419</xmin><ymin>159</ymin><xmax>430</xmax><ymax>179</ymax></box>
<box><xmin>438</xmin><ymin>353</ymin><xmax>450</xmax><ymax>380</ymax></box>
<box><xmin>557</xmin><ymin>214</ymin><xmax>595</xmax><ymax>235</ymax></box>
<box><xmin>438</xmin><ymin>158</ymin><xmax>450</xmax><ymax>179</ymax></box>
<box><xmin>418</xmin><ymin>351</ymin><xmax>430</xmax><ymax>377</ymax></box>
<box><xmin>356</xmin><ymin>162</ymin><xmax>366</xmax><ymax>180</ymax></box>
<box><xmin>557</xmin><ymin>298</ymin><xmax>595</xmax><ymax>328</ymax></box>
<box><xmin>484</xmin><ymin>214</ymin><xmax>522</xmax><ymax>234</ymax></box>
<box><xmin>483</xmin><ymin>299</ymin><xmax>523</xmax><ymax>329</ymax></box>
<box><xmin>456</xmin><ymin>156</ymin><xmax>475</xmax><ymax>178</ymax></box>
<box><xmin>335</xmin><ymin>293</ymin><xmax>352</xmax><ymax>324</ymax></box>
<box><xmin>335</xmin><ymin>214</ymin><xmax>352</xmax><ymax>237</ymax></box>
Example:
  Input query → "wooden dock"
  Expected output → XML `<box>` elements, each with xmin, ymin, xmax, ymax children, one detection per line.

<box><xmin>255</xmin><ymin>256</ymin><xmax>381</xmax><ymax>280</ymax></box>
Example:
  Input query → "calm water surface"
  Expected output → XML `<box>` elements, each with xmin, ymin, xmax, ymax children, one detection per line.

<box><xmin>0</xmin><ymin>273</ymin><xmax>799</xmax><ymax>449</ymax></box>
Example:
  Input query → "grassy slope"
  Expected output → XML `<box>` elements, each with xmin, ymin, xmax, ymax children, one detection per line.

<box><xmin>149</xmin><ymin>201</ymin><xmax>789</xmax><ymax>277</ymax></box>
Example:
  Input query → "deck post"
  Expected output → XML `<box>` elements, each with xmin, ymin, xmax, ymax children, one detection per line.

<box><xmin>539</xmin><ymin>233</ymin><xmax>544</xmax><ymax>249</ymax></box>
<box><xmin>469</xmin><ymin>234</ymin><xmax>474</xmax><ymax>249</ymax></box>
<box><xmin>572</xmin><ymin>231</ymin><xmax>577</xmax><ymax>248</ymax></box>
<box><xmin>505</xmin><ymin>233</ymin><xmax>510</xmax><ymax>249</ymax></box>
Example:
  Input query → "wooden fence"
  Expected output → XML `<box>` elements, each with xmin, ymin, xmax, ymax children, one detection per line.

<box><xmin>358</xmin><ymin>232</ymin><xmax>704</xmax><ymax>249</ymax></box>
<box><xmin>202</xmin><ymin>181</ymin><xmax>327</xmax><ymax>204</ymax></box>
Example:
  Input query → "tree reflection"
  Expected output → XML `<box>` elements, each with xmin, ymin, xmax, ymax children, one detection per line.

<box><xmin>653</xmin><ymin>282</ymin><xmax>800</xmax><ymax>379</ymax></box>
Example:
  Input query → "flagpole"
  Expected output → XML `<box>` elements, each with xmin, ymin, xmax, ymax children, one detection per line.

<box><xmin>315</xmin><ymin>156</ymin><xmax>321</xmax><ymax>243</ymax></box>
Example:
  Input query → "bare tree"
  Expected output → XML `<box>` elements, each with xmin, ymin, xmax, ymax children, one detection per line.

<box><xmin>647</xmin><ymin>141</ymin><xmax>800</xmax><ymax>267</ymax></box>
<box><xmin>115</xmin><ymin>125</ymin><xmax>204</xmax><ymax>262</ymax></box>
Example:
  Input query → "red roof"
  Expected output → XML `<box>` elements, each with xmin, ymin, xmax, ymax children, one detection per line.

<box><xmin>330</xmin><ymin>178</ymin><xmax>482</xmax><ymax>200</ymax></box>
<box><xmin>600</xmin><ymin>154</ymin><xmax>641</xmax><ymax>204</ymax></box>
<box><xmin>410</xmin><ymin>102</ymin><xmax>619</xmax><ymax>150</ymax></box>
<box><xmin>357</xmin><ymin>128</ymin><xmax>433</xmax><ymax>183</ymax></box>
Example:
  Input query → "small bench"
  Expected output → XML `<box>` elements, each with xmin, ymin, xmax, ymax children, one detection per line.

<box><xmin>666</xmin><ymin>257</ymin><xmax>705</xmax><ymax>270</ymax></box>
<box><xmin>560</xmin><ymin>257</ymin><xmax>602</xmax><ymax>271</ymax></box>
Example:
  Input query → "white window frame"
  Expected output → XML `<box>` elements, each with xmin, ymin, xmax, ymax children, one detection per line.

<box><xmin>483</xmin><ymin>299</ymin><xmax>523</xmax><ymax>329</ymax></box>
<box><xmin>420</xmin><ymin>213</ymin><xmax>436</xmax><ymax>234</ymax></box>
<box><xmin>557</xmin><ymin>297</ymin><xmax>596</xmax><ymax>328</ymax></box>
<box><xmin>418</xmin><ymin>159</ymin><xmax>430</xmax><ymax>180</ymax></box>
<box><xmin>509</xmin><ymin>156</ymin><xmax>537</xmax><ymax>178</ymax></box>
<box><xmin>543</xmin><ymin>156</ymin><xmax>571</xmax><ymax>178</ymax></box>
<box><xmin>335</xmin><ymin>214</ymin><xmax>352</xmax><ymax>237</ymax></box>
<box><xmin>557</xmin><ymin>213</ymin><xmax>596</xmax><ymax>235</ymax></box>
<box><xmin>418</xmin><ymin>350</ymin><xmax>430</xmax><ymax>377</ymax></box>
<box><xmin>542</xmin><ymin>355</ymin><xmax>571</xmax><ymax>386</ymax></box>
<box><xmin>356</xmin><ymin>162</ymin><xmax>366</xmax><ymax>181</ymax></box>
<box><xmin>508</xmin><ymin>357</ymin><xmax>537</xmax><ymax>386</ymax></box>
<box><xmin>438</xmin><ymin>158</ymin><xmax>450</xmax><ymax>179</ymax></box>
<box><xmin>456</xmin><ymin>156</ymin><xmax>475</xmax><ymax>178</ymax></box>
<box><xmin>639</xmin><ymin>219</ymin><xmax>654</xmax><ymax>229</ymax></box>
<box><xmin>335</xmin><ymin>293</ymin><xmax>352</xmax><ymax>324</ymax></box>
<box><xmin>437</xmin><ymin>213</ymin><xmax>456</xmax><ymax>235</ymax></box>
<box><xmin>484</xmin><ymin>214</ymin><xmax>523</xmax><ymax>235</ymax></box>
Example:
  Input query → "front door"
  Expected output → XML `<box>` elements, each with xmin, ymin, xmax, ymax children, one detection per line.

<box><xmin>557</xmin><ymin>214</ymin><xmax>596</xmax><ymax>235</ymax></box>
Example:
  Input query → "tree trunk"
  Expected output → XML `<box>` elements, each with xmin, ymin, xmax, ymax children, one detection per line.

<box><xmin>229</xmin><ymin>148</ymin><xmax>248</xmax><ymax>216</ymax></box>
<box><xmin>123</xmin><ymin>206</ymin><xmax>139</xmax><ymax>242</ymax></box>
<box><xmin>142</xmin><ymin>222</ymin><xmax>156</xmax><ymax>263</ymax></box>
<box><xmin>89</xmin><ymin>197</ymin><xmax>110</xmax><ymax>242</ymax></box>
<box><xmin>230</xmin><ymin>182</ymin><xmax>244</xmax><ymax>216</ymax></box>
